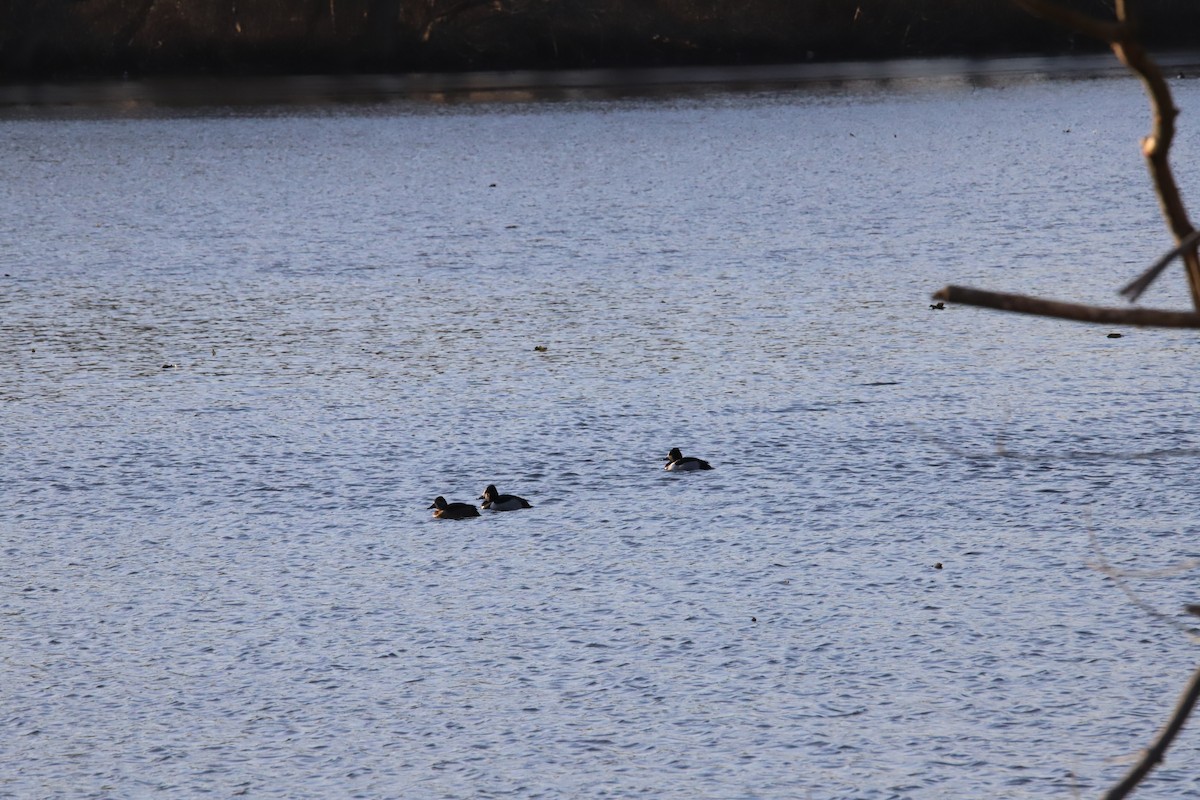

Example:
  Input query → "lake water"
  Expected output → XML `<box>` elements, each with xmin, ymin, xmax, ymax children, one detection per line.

<box><xmin>4</xmin><ymin>58</ymin><xmax>1200</xmax><ymax>798</ymax></box>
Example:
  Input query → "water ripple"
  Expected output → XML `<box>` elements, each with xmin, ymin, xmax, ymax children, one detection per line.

<box><xmin>4</xmin><ymin>74</ymin><xmax>1200</xmax><ymax>799</ymax></box>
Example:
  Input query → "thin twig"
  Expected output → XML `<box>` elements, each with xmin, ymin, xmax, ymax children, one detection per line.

<box><xmin>1119</xmin><ymin>229</ymin><xmax>1200</xmax><ymax>301</ymax></box>
<box><xmin>1087</xmin><ymin>529</ymin><xmax>1200</xmax><ymax>640</ymax></box>
<box><xmin>1103</xmin><ymin>664</ymin><xmax>1200</xmax><ymax>800</ymax></box>
<box><xmin>925</xmin><ymin>436</ymin><xmax>1200</xmax><ymax>464</ymax></box>
<box><xmin>1083</xmin><ymin>519</ymin><xmax>1200</xmax><ymax>800</ymax></box>
<box><xmin>931</xmin><ymin>285</ymin><xmax>1200</xmax><ymax>326</ymax></box>
<box><xmin>1096</xmin><ymin>559</ymin><xmax>1200</xmax><ymax>583</ymax></box>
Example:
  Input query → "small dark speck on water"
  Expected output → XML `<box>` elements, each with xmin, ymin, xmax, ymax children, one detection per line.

<box><xmin>930</xmin><ymin>302</ymin><xmax>945</xmax><ymax>310</ymax></box>
<box><xmin>489</xmin><ymin>183</ymin><xmax>497</xmax><ymax>188</ymax></box>
<box><xmin>1107</xmin><ymin>332</ymin><xmax>1123</xmax><ymax>338</ymax></box>
<box><xmin>534</xmin><ymin>345</ymin><xmax>548</xmax><ymax>352</ymax></box>
<box><xmin>934</xmin><ymin>562</ymin><xmax>943</xmax><ymax>569</ymax></box>
<box><xmin>751</xmin><ymin>617</ymin><xmax>758</xmax><ymax>623</ymax></box>
<box><xmin>162</xmin><ymin>363</ymin><xmax>177</xmax><ymax>369</ymax></box>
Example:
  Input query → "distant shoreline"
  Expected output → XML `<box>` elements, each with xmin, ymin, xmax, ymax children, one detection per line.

<box><xmin>8</xmin><ymin>52</ymin><xmax>1200</xmax><ymax>114</ymax></box>
<box><xmin>6</xmin><ymin>2</ymin><xmax>1200</xmax><ymax>82</ymax></box>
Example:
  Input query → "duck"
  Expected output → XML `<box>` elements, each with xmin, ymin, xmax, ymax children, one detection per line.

<box><xmin>479</xmin><ymin>484</ymin><xmax>532</xmax><ymax>511</ymax></box>
<box><xmin>664</xmin><ymin>447</ymin><xmax>713</xmax><ymax>471</ymax></box>
<box><xmin>428</xmin><ymin>496</ymin><xmax>480</xmax><ymax>520</ymax></box>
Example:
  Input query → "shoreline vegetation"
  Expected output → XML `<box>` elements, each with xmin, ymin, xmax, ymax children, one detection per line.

<box><xmin>5</xmin><ymin>1</ymin><xmax>1200</xmax><ymax>81</ymax></box>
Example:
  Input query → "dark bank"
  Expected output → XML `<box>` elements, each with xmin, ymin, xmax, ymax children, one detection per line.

<box><xmin>5</xmin><ymin>0</ymin><xmax>1200</xmax><ymax>80</ymax></box>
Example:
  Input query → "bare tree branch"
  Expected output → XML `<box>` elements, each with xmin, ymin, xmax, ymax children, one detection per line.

<box><xmin>1119</xmin><ymin>229</ymin><xmax>1200</xmax><ymax>301</ymax></box>
<box><xmin>1107</xmin><ymin>2</ymin><xmax>1200</xmax><ymax>307</ymax></box>
<box><xmin>1087</xmin><ymin>529</ymin><xmax>1200</xmax><ymax>641</ymax></box>
<box><xmin>931</xmin><ymin>285</ymin><xmax>1200</xmax><ymax>326</ymax></box>
<box><xmin>1081</xmin><ymin>526</ymin><xmax>1200</xmax><ymax>800</ymax></box>
<box><xmin>1103</xmin><ymin>663</ymin><xmax>1200</xmax><ymax>800</ymax></box>
<box><xmin>421</xmin><ymin>0</ymin><xmax>498</xmax><ymax>43</ymax></box>
<box><xmin>941</xmin><ymin>8</ymin><xmax>1200</xmax><ymax>798</ymax></box>
<box><xmin>116</xmin><ymin>0</ymin><xmax>158</xmax><ymax>49</ymax></box>
<box><xmin>1017</xmin><ymin>0</ymin><xmax>1200</xmax><ymax>305</ymax></box>
<box><xmin>941</xmin><ymin>1</ymin><xmax>1200</xmax><ymax>321</ymax></box>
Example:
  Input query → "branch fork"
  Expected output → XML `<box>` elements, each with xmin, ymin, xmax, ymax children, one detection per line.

<box><xmin>936</xmin><ymin>0</ymin><xmax>1200</xmax><ymax>322</ymax></box>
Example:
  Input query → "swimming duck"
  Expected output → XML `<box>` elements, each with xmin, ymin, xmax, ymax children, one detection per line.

<box><xmin>429</xmin><ymin>496</ymin><xmax>480</xmax><ymax>519</ymax></box>
<box><xmin>664</xmin><ymin>447</ymin><xmax>713</xmax><ymax>471</ymax></box>
<box><xmin>479</xmin><ymin>484</ymin><xmax>532</xmax><ymax>511</ymax></box>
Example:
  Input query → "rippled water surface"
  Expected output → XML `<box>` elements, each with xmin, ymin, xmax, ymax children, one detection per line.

<box><xmin>5</xmin><ymin>62</ymin><xmax>1200</xmax><ymax>798</ymax></box>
